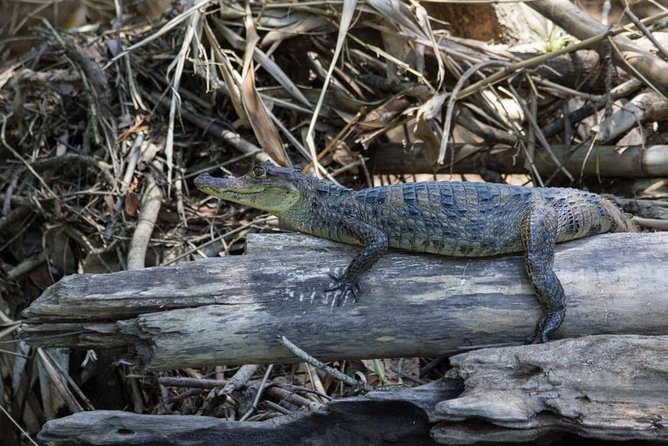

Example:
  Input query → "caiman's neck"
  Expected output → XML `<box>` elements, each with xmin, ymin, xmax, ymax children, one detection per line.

<box><xmin>278</xmin><ymin>175</ymin><xmax>351</xmax><ymax>234</ymax></box>
<box><xmin>289</xmin><ymin>174</ymin><xmax>351</xmax><ymax>202</ymax></box>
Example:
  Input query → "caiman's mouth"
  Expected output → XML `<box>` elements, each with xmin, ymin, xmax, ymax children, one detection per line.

<box><xmin>194</xmin><ymin>172</ymin><xmax>300</xmax><ymax>212</ymax></box>
<box><xmin>194</xmin><ymin>173</ymin><xmax>264</xmax><ymax>196</ymax></box>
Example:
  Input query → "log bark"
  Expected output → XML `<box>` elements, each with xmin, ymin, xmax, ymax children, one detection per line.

<box><xmin>433</xmin><ymin>335</ymin><xmax>668</xmax><ymax>444</ymax></box>
<box><xmin>36</xmin><ymin>335</ymin><xmax>667</xmax><ymax>445</ymax></box>
<box><xmin>20</xmin><ymin>233</ymin><xmax>668</xmax><ymax>370</ymax></box>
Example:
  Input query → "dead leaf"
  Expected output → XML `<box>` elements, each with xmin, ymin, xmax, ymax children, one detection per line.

<box><xmin>261</xmin><ymin>16</ymin><xmax>331</xmax><ymax>47</ymax></box>
<box><xmin>103</xmin><ymin>194</ymin><xmax>115</xmax><ymax>217</ymax></box>
<box><xmin>124</xmin><ymin>193</ymin><xmax>139</xmax><ymax>217</ymax></box>
<box><xmin>241</xmin><ymin>62</ymin><xmax>289</xmax><ymax>167</ymax></box>
<box><xmin>359</xmin><ymin>96</ymin><xmax>411</xmax><ymax>130</ymax></box>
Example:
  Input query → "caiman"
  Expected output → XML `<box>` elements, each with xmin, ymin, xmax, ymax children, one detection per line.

<box><xmin>194</xmin><ymin>161</ymin><xmax>637</xmax><ymax>343</ymax></box>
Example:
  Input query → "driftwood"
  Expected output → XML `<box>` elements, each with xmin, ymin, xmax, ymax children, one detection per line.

<box><xmin>21</xmin><ymin>232</ymin><xmax>668</xmax><ymax>370</ymax></box>
<box><xmin>36</xmin><ymin>335</ymin><xmax>668</xmax><ymax>445</ymax></box>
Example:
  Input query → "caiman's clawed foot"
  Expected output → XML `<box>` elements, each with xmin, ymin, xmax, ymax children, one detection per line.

<box><xmin>525</xmin><ymin>306</ymin><xmax>565</xmax><ymax>344</ymax></box>
<box><xmin>325</xmin><ymin>272</ymin><xmax>360</xmax><ymax>306</ymax></box>
<box><xmin>524</xmin><ymin>316</ymin><xmax>546</xmax><ymax>344</ymax></box>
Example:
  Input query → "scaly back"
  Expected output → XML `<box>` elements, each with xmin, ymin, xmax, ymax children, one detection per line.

<box><xmin>281</xmin><ymin>178</ymin><xmax>637</xmax><ymax>257</ymax></box>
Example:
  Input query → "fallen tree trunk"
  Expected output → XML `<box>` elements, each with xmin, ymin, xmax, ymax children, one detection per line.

<box><xmin>369</xmin><ymin>143</ymin><xmax>668</xmax><ymax>178</ymax></box>
<box><xmin>20</xmin><ymin>233</ymin><xmax>668</xmax><ymax>370</ymax></box>
<box><xmin>36</xmin><ymin>335</ymin><xmax>668</xmax><ymax>445</ymax></box>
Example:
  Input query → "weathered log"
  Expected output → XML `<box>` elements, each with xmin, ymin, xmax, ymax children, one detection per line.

<box><xmin>433</xmin><ymin>335</ymin><xmax>668</xmax><ymax>444</ymax></box>
<box><xmin>36</xmin><ymin>335</ymin><xmax>668</xmax><ymax>445</ymax></box>
<box><xmin>20</xmin><ymin>233</ymin><xmax>668</xmax><ymax>370</ymax></box>
<box><xmin>369</xmin><ymin>142</ymin><xmax>668</xmax><ymax>178</ymax></box>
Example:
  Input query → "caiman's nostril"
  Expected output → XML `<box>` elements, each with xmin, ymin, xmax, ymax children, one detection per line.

<box><xmin>194</xmin><ymin>174</ymin><xmax>212</xmax><ymax>187</ymax></box>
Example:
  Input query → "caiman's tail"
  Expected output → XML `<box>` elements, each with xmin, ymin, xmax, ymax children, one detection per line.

<box><xmin>602</xmin><ymin>199</ymin><xmax>639</xmax><ymax>233</ymax></box>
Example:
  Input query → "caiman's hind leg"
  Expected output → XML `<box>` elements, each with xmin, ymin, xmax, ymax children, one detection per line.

<box><xmin>521</xmin><ymin>200</ymin><xmax>566</xmax><ymax>343</ymax></box>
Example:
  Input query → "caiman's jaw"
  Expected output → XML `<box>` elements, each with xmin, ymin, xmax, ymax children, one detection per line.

<box><xmin>194</xmin><ymin>164</ymin><xmax>300</xmax><ymax>213</ymax></box>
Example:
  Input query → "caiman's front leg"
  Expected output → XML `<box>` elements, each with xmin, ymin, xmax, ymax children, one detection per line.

<box><xmin>521</xmin><ymin>199</ymin><xmax>566</xmax><ymax>343</ymax></box>
<box><xmin>327</xmin><ymin>220</ymin><xmax>388</xmax><ymax>305</ymax></box>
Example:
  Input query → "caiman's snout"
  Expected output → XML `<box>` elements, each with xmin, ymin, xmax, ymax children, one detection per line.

<box><xmin>194</xmin><ymin>173</ymin><xmax>241</xmax><ymax>197</ymax></box>
<box><xmin>195</xmin><ymin>167</ymin><xmax>300</xmax><ymax>212</ymax></box>
<box><xmin>194</xmin><ymin>173</ymin><xmax>216</xmax><ymax>189</ymax></box>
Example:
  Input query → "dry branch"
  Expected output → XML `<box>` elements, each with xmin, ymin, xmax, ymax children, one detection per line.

<box><xmin>528</xmin><ymin>0</ymin><xmax>668</xmax><ymax>97</ymax></box>
<box><xmin>126</xmin><ymin>172</ymin><xmax>163</xmax><ymax>270</ymax></box>
<box><xmin>597</xmin><ymin>91</ymin><xmax>668</xmax><ymax>143</ymax></box>
<box><xmin>20</xmin><ymin>233</ymin><xmax>668</xmax><ymax>370</ymax></box>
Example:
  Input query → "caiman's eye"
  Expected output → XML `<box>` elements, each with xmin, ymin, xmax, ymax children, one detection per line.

<box><xmin>251</xmin><ymin>166</ymin><xmax>266</xmax><ymax>178</ymax></box>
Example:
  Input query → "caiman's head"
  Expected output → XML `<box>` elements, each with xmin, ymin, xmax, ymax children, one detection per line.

<box><xmin>194</xmin><ymin>161</ymin><xmax>303</xmax><ymax>213</ymax></box>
